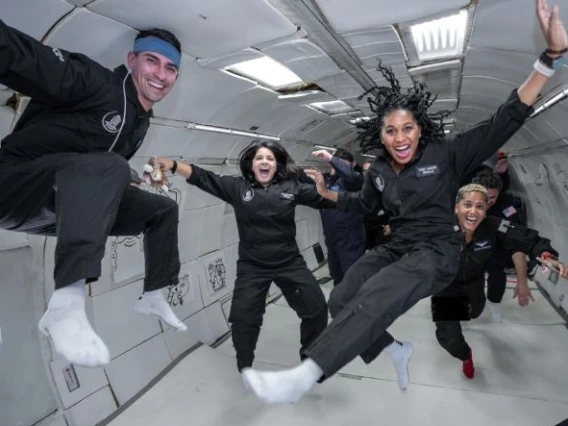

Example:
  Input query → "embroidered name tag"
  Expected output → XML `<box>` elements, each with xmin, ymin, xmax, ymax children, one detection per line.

<box><xmin>280</xmin><ymin>192</ymin><xmax>294</xmax><ymax>200</ymax></box>
<box><xmin>415</xmin><ymin>164</ymin><xmax>440</xmax><ymax>177</ymax></box>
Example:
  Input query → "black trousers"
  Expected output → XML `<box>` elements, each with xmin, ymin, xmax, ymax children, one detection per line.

<box><xmin>0</xmin><ymin>152</ymin><xmax>180</xmax><ymax>290</ymax></box>
<box><xmin>303</xmin><ymin>237</ymin><xmax>461</xmax><ymax>380</ymax></box>
<box><xmin>486</xmin><ymin>247</ymin><xmax>507</xmax><ymax>303</ymax></box>
<box><xmin>229</xmin><ymin>256</ymin><xmax>328</xmax><ymax>372</ymax></box>
<box><xmin>434</xmin><ymin>278</ymin><xmax>486</xmax><ymax>360</ymax></box>
<box><xmin>326</xmin><ymin>223</ymin><xmax>366</xmax><ymax>286</ymax></box>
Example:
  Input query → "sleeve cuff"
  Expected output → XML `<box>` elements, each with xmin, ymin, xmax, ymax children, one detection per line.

<box><xmin>508</xmin><ymin>89</ymin><xmax>535</xmax><ymax>122</ymax></box>
<box><xmin>186</xmin><ymin>164</ymin><xmax>201</xmax><ymax>184</ymax></box>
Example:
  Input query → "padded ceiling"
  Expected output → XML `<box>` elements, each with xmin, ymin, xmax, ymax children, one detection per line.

<box><xmin>470</xmin><ymin>0</ymin><xmax>568</xmax><ymax>54</ymax></box>
<box><xmin>315</xmin><ymin>0</ymin><xmax>470</xmax><ymax>33</ymax></box>
<box><xmin>86</xmin><ymin>0</ymin><xmax>298</xmax><ymax>58</ymax></box>
<box><xmin>3</xmin><ymin>0</ymin><xmax>73</xmax><ymax>40</ymax></box>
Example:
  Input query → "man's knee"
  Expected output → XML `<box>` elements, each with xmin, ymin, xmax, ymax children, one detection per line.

<box><xmin>328</xmin><ymin>285</ymin><xmax>348</xmax><ymax>317</ymax></box>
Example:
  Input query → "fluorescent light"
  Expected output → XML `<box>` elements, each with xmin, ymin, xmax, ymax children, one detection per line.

<box><xmin>224</xmin><ymin>56</ymin><xmax>303</xmax><ymax>90</ymax></box>
<box><xmin>278</xmin><ymin>90</ymin><xmax>322</xmax><ymax>99</ymax></box>
<box><xmin>308</xmin><ymin>100</ymin><xmax>352</xmax><ymax>114</ymax></box>
<box><xmin>410</xmin><ymin>9</ymin><xmax>468</xmax><ymax>61</ymax></box>
<box><xmin>349</xmin><ymin>116</ymin><xmax>370</xmax><ymax>124</ymax></box>
<box><xmin>193</xmin><ymin>124</ymin><xmax>281</xmax><ymax>141</ymax></box>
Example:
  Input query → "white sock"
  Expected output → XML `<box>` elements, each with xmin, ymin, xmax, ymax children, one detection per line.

<box><xmin>488</xmin><ymin>301</ymin><xmax>502</xmax><ymax>323</ymax></box>
<box><xmin>38</xmin><ymin>279</ymin><xmax>111</xmax><ymax>368</ymax></box>
<box><xmin>135</xmin><ymin>289</ymin><xmax>187</xmax><ymax>332</ymax></box>
<box><xmin>386</xmin><ymin>340</ymin><xmax>413</xmax><ymax>391</ymax></box>
<box><xmin>242</xmin><ymin>358</ymin><xmax>323</xmax><ymax>404</ymax></box>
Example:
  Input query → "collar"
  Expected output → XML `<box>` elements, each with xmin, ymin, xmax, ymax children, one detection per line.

<box><xmin>114</xmin><ymin>65</ymin><xmax>154</xmax><ymax>119</ymax></box>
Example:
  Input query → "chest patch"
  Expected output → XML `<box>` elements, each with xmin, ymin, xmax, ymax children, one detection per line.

<box><xmin>415</xmin><ymin>164</ymin><xmax>441</xmax><ymax>178</ymax></box>
<box><xmin>243</xmin><ymin>189</ymin><xmax>255</xmax><ymax>202</ymax></box>
<box><xmin>102</xmin><ymin>111</ymin><xmax>122</xmax><ymax>134</ymax></box>
<box><xmin>280</xmin><ymin>192</ymin><xmax>294</xmax><ymax>200</ymax></box>
<box><xmin>473</xmin><ymin>240</ymin><xmax>492</xmax><ymax>252</ymax></box>
<box><xmin>502</xmin><ymin>205</ymin><xmax>517</xmax><ymax>217</ymax></box>
<box><xmin>374</xmin><ymin>174</ymin><xmax>385</xmax><ymax>191</ymax></box>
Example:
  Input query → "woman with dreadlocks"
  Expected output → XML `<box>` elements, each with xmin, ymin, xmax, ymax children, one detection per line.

<box><xmin>241</xmin><ymin>0</ymin><xmax>567</xmax><ymax>404</ymax></box>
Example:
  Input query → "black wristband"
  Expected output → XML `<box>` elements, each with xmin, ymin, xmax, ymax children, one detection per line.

<box><xmin>545</xmin><ymin>47</ymin><xmax>568</xmax><ymax>55</ymax></box>
<box><xmin>171</xmin><ymin>160</ymin><xmax>178</xmax><ymax>174</ymax></box>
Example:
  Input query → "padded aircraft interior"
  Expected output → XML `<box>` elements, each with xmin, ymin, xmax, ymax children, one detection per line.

<box><xmin>1</xmin><ymin>0</ymin><xmax>568</xmax><ymax>425</ymax></box>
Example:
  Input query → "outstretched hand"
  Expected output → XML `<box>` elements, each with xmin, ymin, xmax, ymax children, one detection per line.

<box><xmin>537</xmin><ymin>0</ymin><xmax>567</xmax><ymax>52</ymax></box>
<box><xmin>304</xmin><ymin>167</ymin><xmax>329</xmax><ymax>195</ymax></box>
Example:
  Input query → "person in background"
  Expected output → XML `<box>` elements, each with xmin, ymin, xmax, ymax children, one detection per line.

<box><xmin>310</xmin><ymin>148</ymin><xmax>366</xmax><ymax>286</ymax></box>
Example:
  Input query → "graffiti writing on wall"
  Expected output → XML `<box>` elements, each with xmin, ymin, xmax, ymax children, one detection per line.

<box><xmin>207</xmin><ymin>257</ymin><xmax>226</xmax><ymax>292</ymax></box>
<box><xmin>166</xmin><ymin>273</ymin><xmax>191</xmax><ymax>307</ymax></box>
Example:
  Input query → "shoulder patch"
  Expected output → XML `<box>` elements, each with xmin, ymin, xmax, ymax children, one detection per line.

<box><xmin>102</xmin><ymin>111</ymin><xmax>122</xmax><ymax>133</ymax></box>
<box><xmin>374</xmin><ymin>174</ymin><xmax>385</xmax><ymax>191</ymax></box>
<box><xmin>242</xmin><ymin>188</ymin><xmax>255</xmax><ymax>202</ymax></box>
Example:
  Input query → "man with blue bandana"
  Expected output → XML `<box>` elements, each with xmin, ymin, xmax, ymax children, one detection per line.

<box><xmin>0</xmin><ymin>19</ymin><xmax>185</xmax><ymax>368</ymax></box>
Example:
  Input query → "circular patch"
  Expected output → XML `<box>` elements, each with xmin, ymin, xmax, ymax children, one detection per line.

<box><xmin>102</xmin><ymin>111</ymin><xmax>122</xmax><ymax>133</ymax></box>
<box><xmin>374</xmin><ymin>174</ymin><xmax>385</xmax><ymax>191</ymax></box>
<box><xmin>243</xmin><ymin>189</ymin><xmax>255</xmax><ymax>202</ymax></box>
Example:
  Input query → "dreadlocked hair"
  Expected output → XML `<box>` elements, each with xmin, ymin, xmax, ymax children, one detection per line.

<box><xmin>356</xmin><ymin>62</ymin><xmax>453</xmax><ymax>154</ymax></box>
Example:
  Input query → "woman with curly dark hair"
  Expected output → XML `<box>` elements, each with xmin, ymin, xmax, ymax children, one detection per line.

<box><xmin>151</xmin><ymin>139</ymin><xmax>332</xmax><ymax>382</ymax></box>
<box><xmin>241</xmin><ymin>0</ymin><xmax>567</xmax><ymax>404</ymax></box>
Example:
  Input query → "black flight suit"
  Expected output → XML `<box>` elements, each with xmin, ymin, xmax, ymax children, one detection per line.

<box><xmin>432</xmin><ymin>216</ymin><xmax>556</xmax><ymax>360</ymax></box>
<box><xmin>187</xmin><ymin>165</ymin><xmax>332</xmax><ymax>371</ymax></box>
<box><xmin>301</xmin><ymin>89</ymin><xmax>534</xmax><ymax>381</ymax></box>
<box><xmin>0</xmin><ymin>19</ymin><xmax>180</xmax><ymax>290</ymax></box>
<box><xmin>485</xmin><ymin>192</ymin><xmax>526</xmax><ymax>303</ymax></box>
<box><xmin>317</xmin><ymin>157</ymin><xmax>365</xmax><ymax>286</ymax></box>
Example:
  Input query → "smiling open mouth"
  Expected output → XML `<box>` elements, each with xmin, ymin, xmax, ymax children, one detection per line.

<box><xmin>393</xmin><ymin>144</ymin><xmax>411</xmax><ymax>159</ymax></box>
<box><xmin>465</xmin><ymin>215</ymin><xmax>478</xmax><ymax>225</ymax></box>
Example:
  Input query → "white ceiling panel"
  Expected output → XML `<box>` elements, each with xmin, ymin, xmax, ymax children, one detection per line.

<box><xmin>262</xmin><ymin>39</ymin><xmax>342</xmax><ymax>82</ymax></box>
<box><xmin>43</xmin><ymin>8</ymin><xmax>141</xmax><ymax>71</ymax></box>
<box><xmin>341</xmin><ymin>26</ymin><xmax>400</xmax><ymax>46</ymax></box>
<box><xmin>470</xmin><ymin>0</ymin><xmax>568</xmax><ymax>55</ymax></box>
<box><xmin>283</xmin><ymin>119</ymin><xmax>353</xmax><ymax>145</ymax></box>
<box><xmin>536</xmin><ymin>101</ymin><xmax>568</xmax><ymax>138</ymax></box>
<box><xmin>136</xmin><ymin>125</ymin><xmax>238</xmax><ymax>160</ymax></box>
<box><xmin>460</xmin><ymin>76</ymin><xmax>518</xmax><ymax>101</ymax></box>
<box><xmin>463</xmin><ymin>48</ymin><xmax>568</xmax><ymax>90</ymax></box>
<box><xmin>524</xmin><ymin>117</ymin><xmax>564</xmax><ymax>146</ymax></box>
<box><xmin>364</xmin><ymin>65</ymin><xmax>412</xmax><ymax>87</ymax></box>
<box><xmin>458</xmin><ymin>94</ymin><xmax>505</xmax><ymax>113</ymax></box>
<box><xmin>66</xmin><ymin>0</ymin><xmax>92</xmax><ymax>5</ymax></box>
<box><xmin>87</xmin><ymin>0</ymin><xmax>297</xmax><ymax>58</ymax></box>
<box><xmin>316</xmin><ymin>0</ymin><xmax>469</xmax><ymax>34</ymax></box>
<box><xmin>154</xmin><ymin>62</ymin><xmax>255</xmax><ymax>123</ymax></box>
<box><xmin>3</xmin><ymin>0</ymin><xmax>73</xmax><ymax>40</ymax></box>
<box><xmin>360</xmin><ymin>52</ymin><xmax>407</xmax><ymax>68</ymax></box>
<box><xmin>315</xmin><ymin>71</ymin><xmax>365</xmax><ymax>100</ymax></box>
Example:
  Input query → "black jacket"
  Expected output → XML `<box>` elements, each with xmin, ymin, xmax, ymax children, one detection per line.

<box><xmin>452</xmin><ymin>216</ymin><xmax>556</xmax><ymax>287</ymax></box>
<box><xmin>337</xmin><ymin>89</ymin><xmax>533</xmax><ymax>246</ymax></box>
<box><xmin>0</xmin><ymin>19</ymin><xmax>152</xmax><ymax>161</ymax></box>
<box><xmin>187</xmin><ymin>166</ymin><xmax>335</xmax><ymax>268</ymax></box>
<box><xmin>488</xmin><ymin>192</ymin><xmax>525</xmax><ymax>225</ymax></box>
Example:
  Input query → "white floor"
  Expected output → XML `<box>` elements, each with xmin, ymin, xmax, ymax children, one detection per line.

<box><xmin>108</xmin><ymin>265</ymin><xmax>568</xmax><ymax>426</ymax></box>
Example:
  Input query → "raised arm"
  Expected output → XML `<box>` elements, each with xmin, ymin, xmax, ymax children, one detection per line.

<box><xmin>296</xmin><ymin>183</ymin><xmax>337</xmax><ymax>210</ymax></box>
<box><xmin>154</xmin><ymin>158</ymin><xmax>240</xmax><ymax>205</ymax></box>
<box><xmin>0</xmin><ymin>19</ymin><xmax>108</xmax><ymax>106</ymax></box>
<box><xmin>311</xmin><ymin>149</ymin><xmax>363</xmax><ymax>190</ymax></box>
<box><xmin>329</xmin><ymin>156</ymin><xmax>364</xmax><ymax>190</ymax></box>
<box><xmin>304</xmin><ymin>168</ymin><xmax>382</xmax><ymax>215</ymax></box>
<box><xmin>450</xmin><ymin>0</ymin><xmax>567</xmax><ymax>178</ymax></box>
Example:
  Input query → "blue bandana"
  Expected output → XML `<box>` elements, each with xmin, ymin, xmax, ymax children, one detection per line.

<box><xmin>133</xmin><ymin>36</ymin><xmax>181</xmax><ymax>68</ymax></box>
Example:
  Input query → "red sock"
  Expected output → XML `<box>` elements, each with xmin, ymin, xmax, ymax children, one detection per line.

<box><xmin>462</xmin><ymin>352</ymin><xmax>475</xmax><ymax>379</ymax></box>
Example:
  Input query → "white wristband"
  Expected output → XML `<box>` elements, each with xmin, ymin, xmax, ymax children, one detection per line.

<box><xmin>533</xmin><ymin>59</ymin><xmax>555</xmax><ymax>77</ymax></box>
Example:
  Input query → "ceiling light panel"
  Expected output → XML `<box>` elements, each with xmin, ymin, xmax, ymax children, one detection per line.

<box><xmin>308</xmin><ymin>100</ymin><xmax>353</xmax><ymax>114</ymax></box>
<box><xmin>224</xmin><ymin>56</ymin><xmax>304</xmax><ymax>90</ymax></box>
<box><xmin>410</xmin><ymin>9</ymin><xmax>468</xmax><ymax>61</ymax></box>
